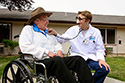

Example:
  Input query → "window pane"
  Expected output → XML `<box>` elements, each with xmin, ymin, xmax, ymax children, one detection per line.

<box><xmin>107</xmin><ymin>29</ymin><xmax>115</xmax><ymax>44</ymax></box>
<box><xmin>0</xmin><ymin>47</ymin><xmax>4</xmax><ymax>53</ymax></box>
<box><xmin>100</xmin><ymin>29</ymin><xmax>105</xmax><ymax>43</ymax></box>
<box><xmin>0</xmin><ymin>23</ymin><xmax>11</xmax><ymax>43</ymax></box>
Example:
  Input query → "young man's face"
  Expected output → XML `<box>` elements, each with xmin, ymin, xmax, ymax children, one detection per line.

<box><xmin>76</xmin><ymin>14</ymin><xmax>89</xmax><ymax>30</ymax></box>
<box><xmin>36</xmin><ymin>15</ymin><xmax>49</xmax><ymax>31</ymax></box>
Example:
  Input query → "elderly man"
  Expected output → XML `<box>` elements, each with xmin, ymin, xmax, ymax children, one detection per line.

<box><xmin>48</xmin><ymin>10</ymin><xmax>110</xmax><ymax>83</ymax></box>
<box><xmin>19</xmin><ymin>7</ymin><xmax>95</xmax><ymax>83</ymax></box>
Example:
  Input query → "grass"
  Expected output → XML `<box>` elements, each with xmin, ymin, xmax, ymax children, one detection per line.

<box><xmin>0</xmin><ymin>55</ymin><xmax>19</xmax><ymax>78</ymax></box>
<box><xmin>0</xmin><ymin>56</ymin><xmax>125</xmax><ymax>82</ymax></box>
<box><xmin>105</xmin><ymin>57</ymin><xmax>125</xmax><ymax>81</ymax></box>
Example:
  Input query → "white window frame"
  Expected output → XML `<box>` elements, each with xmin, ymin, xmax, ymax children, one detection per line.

<box><xmin>97</xmin><ymin>27</ymin><xmax>116</xmax><ymax>44</ymax></box>
<box><xmin>0</xmin><ymin>22</ymin><xmax>12</xmax><ymax>43</ymax></box>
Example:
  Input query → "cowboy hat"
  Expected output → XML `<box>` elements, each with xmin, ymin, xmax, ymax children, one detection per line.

<box><xmin>27</xmin><ymin>7</ymin><xmax>52</xmax><ymax>25</ymax></box>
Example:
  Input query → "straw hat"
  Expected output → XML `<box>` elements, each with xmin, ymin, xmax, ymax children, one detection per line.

<box><xmin>27</xmin><ymin>7</ymin><xmax>52</xmax><ymax>25</ymax></box>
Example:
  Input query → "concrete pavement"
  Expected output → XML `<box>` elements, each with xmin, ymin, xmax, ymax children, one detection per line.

<box><xmin>1</xmin><ymin>76</ymin><xmax>125</xmax><ymax>83</ymax></box>
<box><xmin>104</xmin><ymin>77</ymin><xmax>125</xmax><ymax>83</ymax></box>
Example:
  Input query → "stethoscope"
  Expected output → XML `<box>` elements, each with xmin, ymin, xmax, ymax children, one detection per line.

<box><xmin>56</xmin><ymin>21</ymin><xmax>89</xmax><ymax>40</ymax></box>
<box><xmin>56</xmin><ymin>28</ymin><xmax>83</xmax><ymax>40</ymax></box>
<box><xmin>56</xmin><ymin>26</ymin><xmax>95</xmax><ymax>44</ymax></box>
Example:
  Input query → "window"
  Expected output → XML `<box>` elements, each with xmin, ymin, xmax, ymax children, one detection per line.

<box><xmin>0</xmin><ymin>47</ymin><xmax>4</xmax><ymax>53</ymax></box>
<box><xmin>107</xmin><ymin>29</ymin><xmax>115</xmax><ymax>44</ymax></box>
<box><xmin>100</xmin><ymin>29</ymin><xmax>105</xmax><ymax>43</ymax></box>
<box><xmin>99</xmin><ymin>27</ymin><xmax>115</xmax><ymax>44</ymax></box>
<box><xmin>0</xmin><ymin>23</ymin><xmax>12</xmax><ymax>43</ymax></box>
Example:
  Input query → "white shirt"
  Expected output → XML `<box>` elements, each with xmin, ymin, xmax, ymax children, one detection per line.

<box><xmin>56</xmin><ymin>24</ymin><xmax>105</xmax><ymax>61</ymax></box>
<box><xmin>19</xmin><ymin>25</ymin><xmax>63</xmax><ymax>60</ymax></box>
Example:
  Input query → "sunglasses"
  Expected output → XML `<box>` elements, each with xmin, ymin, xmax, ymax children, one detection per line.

<box><xmin>76</xmin><ymin>17</ymin><xmax>86</xmax><ymax>20</ymax></box>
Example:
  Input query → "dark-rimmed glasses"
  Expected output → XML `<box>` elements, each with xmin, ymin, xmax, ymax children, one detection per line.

<box><xmin>39</xmin><ymin>18</ymin><xmax>49</xmax><ymax>21</ymax></box>
<box><xmin>76</xmin><ymin>17</ymin><xmax>86</xmax><ymax>20</ymax></box>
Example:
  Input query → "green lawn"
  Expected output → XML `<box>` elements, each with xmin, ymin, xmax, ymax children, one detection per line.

<box><xmin>0</xmin><ymin>56</ymin><xmax>125</xmax><ymax>82</ymax></box>
<box><xmin>0</xmin><ymin>56</ymin><xmax>19</xmax><ymax>78</ymax></box>
<box><xmin>105</xmin><ymin>57</ymin><xmax>125</xmax><ymax>81</ymax></box>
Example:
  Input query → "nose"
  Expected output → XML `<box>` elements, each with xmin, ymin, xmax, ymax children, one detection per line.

<box><xmin>76</xmin><ymin>19</ymin><xmax>80</xmax><ymax>24</ymax></box>
<box><xmin>46</xmin><ymin>20</ymin><xmax>49</xmax><ymax>24</ymax></box>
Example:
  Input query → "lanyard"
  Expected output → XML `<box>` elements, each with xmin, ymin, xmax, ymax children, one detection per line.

<box><xmin>33</xmin><ymin>24</ymin><xmax>47</xmax><ymax>37</ymax></box>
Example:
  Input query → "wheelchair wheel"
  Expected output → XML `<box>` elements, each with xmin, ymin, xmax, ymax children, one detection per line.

<box><xmin>2</xmin><ymin>59</ymin><xmax>33</xmax><ymax>83</ymax></box>
<box><xmin>49</xmin><ymin>76</ymin><xmax>58</xmax><ymax>83</ymax></box>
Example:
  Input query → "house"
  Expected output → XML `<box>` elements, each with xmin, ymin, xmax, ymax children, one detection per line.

<box><xmin>0</xmin><ymin>8</ymin><xmax>125</xmax><ymax>55</ymax></box>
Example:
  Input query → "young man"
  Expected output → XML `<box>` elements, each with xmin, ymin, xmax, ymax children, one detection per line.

<box><xmin>48</xmin><ymin>10</ymin><xmax>111</xmax><ymax>83</ymax></box>
<box><xmin>19</xmin><ymin>7</ymin><xmax>95</xmax><ymax>83</ymax></box>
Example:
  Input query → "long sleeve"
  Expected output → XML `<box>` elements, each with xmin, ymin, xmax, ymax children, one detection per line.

<box><xmin>19</xmin><ymin>25</ymin><xmax>47</xmax><ymax>59</ymax></box>
<box><xmin>56</xmin><ymin>34</ymin><xmax>69</xmax><ymax>44</ymax></box>
<box><xmin>95</xmin><ymin>30</ymin><xmax>105</xmax><ymax>61</ymax></box>
<box><xmin>56</xmin><ymin>26</ymin><xmax>79</xmax><ymax>44</ymax></box>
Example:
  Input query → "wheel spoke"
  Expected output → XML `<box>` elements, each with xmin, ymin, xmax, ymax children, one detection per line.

<box><xmin>10</xmin><ymin>65</ymin><xmax>16</xmax><ymax>80</ymax></box>
<box><xmin>15</xmin><ymin>64</ymin><xmax>28</xmax><ymax>83</ymax></box>
<box><xmin>2</xmin><ymin>60</ymin><xmax>33</xmax><ymax>83</ymax></box>
<box><xmin>21</xmin><ymin>76</ymin><xmax>29</xmax><ymax>83</ymax></box>
<box><xmin>15</xmin><ymin>67</ymin><xmax>21</xmax><ymax>77</ymax></box>
<box><xmin>6</xmin><ymin>76</ymin><xmax>14</xmax><ymax>83</ymax></box>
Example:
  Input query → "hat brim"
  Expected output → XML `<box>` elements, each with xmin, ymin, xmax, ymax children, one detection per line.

<box><xmin>27</xmin><ymin>12</ymin><xmax>52</xmax><ymax>25</ymax></box>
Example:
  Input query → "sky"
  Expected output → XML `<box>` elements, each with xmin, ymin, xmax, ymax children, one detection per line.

<box><xmin>33</xmin><ymin>0</ymin><xmax>125</xmax><ymax>16</ymax></box>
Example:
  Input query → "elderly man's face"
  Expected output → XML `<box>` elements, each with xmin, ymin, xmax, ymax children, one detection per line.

<box><xmin>36</xmin><ymin>14</ymin><xmax>49</xmax><ymax>31</ymax></box>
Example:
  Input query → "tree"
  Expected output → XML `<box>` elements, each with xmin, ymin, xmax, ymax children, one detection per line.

<box><xmin>0</xmin><ymin>0</ymin><xmax>34</xmax><ymax>11</ymax></box>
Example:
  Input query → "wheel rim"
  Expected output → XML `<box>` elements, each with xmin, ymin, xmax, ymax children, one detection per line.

<box><xmin>2</xmin><ymin>60</ymin><xmax>33</xmax><ymax>83</ymax></box>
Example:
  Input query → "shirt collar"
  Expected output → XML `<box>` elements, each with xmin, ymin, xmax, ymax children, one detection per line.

<box><xmin>33</xmin><ymin>23</ymin><xmax>48</xmax><ymax>37</ymax></box>
<box><xmin>33</xmin><ymin>23</ymin><xmax>42</xmax><ymax>32</ymax></box>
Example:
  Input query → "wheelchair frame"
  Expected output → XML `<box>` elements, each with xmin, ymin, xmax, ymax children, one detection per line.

<box><xmin>2</xmin><ymin>52</ymin><xmax>57</xmax><ymax>83</ymax></box>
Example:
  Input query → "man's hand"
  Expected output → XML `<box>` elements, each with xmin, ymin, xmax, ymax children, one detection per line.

<box><xmin>48</xmin><ymin>51</ymin><xmax>57</xmax><ymax>58</ymax></box>
<box><xmin>57</xmin><ymin>50</ymin><xmax>63</xmax><ymax>58</ymax></box>
<box><xmin>99</xmin><ymin>59</ymin><xmax>111</xmax><ymax>71</ymax></box>
<box><xmin>47</xmin><ymin>28</ymin><xmax>57</xmax><ymax>36</ymax></box>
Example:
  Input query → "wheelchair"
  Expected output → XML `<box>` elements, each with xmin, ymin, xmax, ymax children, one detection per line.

<box><xmin>2</xmin><ymin>52</ymin><xmax>58</xmax><ymax>83</ymax></box>
<box><xmin>2</xmin><ymin>35</ymin><xmax>78</xmax><ymax>83</ymax></box>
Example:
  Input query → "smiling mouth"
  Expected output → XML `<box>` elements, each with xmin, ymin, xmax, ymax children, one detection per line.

<box><xmin>77</xmin><ymin>23</ymin><xmax>80</xmax><ymax>25</ymax></box>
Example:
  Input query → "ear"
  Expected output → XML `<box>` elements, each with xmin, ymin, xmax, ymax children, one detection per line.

<box><xmin>88</xmin><ymin>19</ymin><xmax>90</xmax><ymax>22</ymax></box>
<box><xmin>36</xmin><ymin>18</ymin><xmax>40</xmax><ymax>22</ymax></box>
<box><xmin>34</xmin><ymin>18</ymin><xmax>39</xmax><ymax>24</ymax></box>
<box><xmin>86</xmin><ymin>19</ymin><xmax>90</xmax><ymax>23</ymax></box>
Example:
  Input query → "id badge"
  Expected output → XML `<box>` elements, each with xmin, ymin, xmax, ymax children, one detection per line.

<box><xmin>90</xmin><ymin>36</ymin><xmax>95</xmax><ymax>43</ymax></box>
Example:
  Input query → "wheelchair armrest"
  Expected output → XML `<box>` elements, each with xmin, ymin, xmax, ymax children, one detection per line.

<box><xmin>18</xmin><ymin>51</ymin><xmax>23</xmax><ymax>55</ymax></box>
<box><xmin>18</xmin><ymin>51</ymin><xmax>36</xmax><ymax>61</ymax></box>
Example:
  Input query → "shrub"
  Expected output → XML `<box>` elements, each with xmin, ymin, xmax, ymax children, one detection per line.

<box><xmin>2</xmin><ymin>39</ymin><xmax>19</xmax><ymax>55</ymax></box>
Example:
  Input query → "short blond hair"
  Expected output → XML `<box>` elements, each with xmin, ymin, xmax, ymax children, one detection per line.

<box><xmin>78</xmin><ymin>10</ymin><xmax>92</xmax><ymax>23</ymax></box>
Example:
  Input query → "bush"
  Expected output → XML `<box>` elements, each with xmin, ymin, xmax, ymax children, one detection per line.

<box><xmin>2</xmin><ymin>39</ymin><xmax>19</xmax><ymax>55</ymax></box>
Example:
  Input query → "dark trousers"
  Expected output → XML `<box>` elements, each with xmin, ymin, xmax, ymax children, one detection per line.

<box><xmin>87</xmin><ymin>59</ymin><xmax>110</xmax><ymax>83</ymax></box>
<box><xmin>37</xmin><ymin>56</ymin><xmax>95</xmax><ymax>83</ymax></box>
